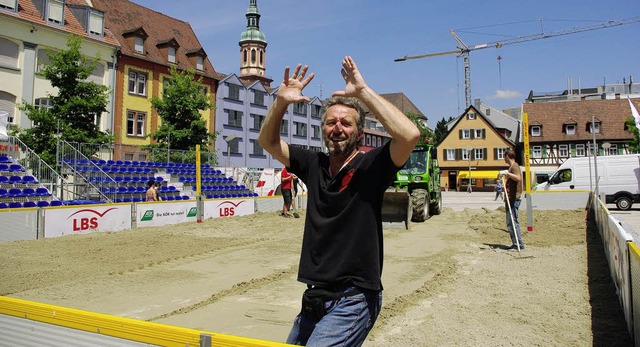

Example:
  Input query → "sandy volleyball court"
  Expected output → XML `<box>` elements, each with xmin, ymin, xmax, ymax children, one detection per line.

<box><xmin>0</xmin><ymin>203</ymin><xmax>632</xmax><ymax>346</ymax></box>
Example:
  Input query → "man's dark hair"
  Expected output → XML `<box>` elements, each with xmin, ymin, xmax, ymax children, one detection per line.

<box><xmin>505</xmin><ymin>149</ymin><xmax>516</xmax><ymax>160</ymax></box>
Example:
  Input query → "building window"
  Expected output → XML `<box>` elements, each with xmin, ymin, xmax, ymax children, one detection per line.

<box><xmin>294</xmin><ymin>122</ymin><xmax>307</xmax><ymax>137</ymax></box>
<box><xmin>559</xmin><ymin>144</ymin><xmax>569</xmax><ymax>158</ymax></box>
<box><xmin>607</xmin><ymin>144</ymin><xmax>617</xmax><ymax>155</ymax></box>
<box><xmin>474</xmin><ymin>129</ymin><xmax>483</xmax><ymax>139</ymax></box>
<box><xmin>446</xmin><ymin>149</ymin><xmax>455</xmax><ymax>161</ymax></box>
<box><xmin>589</xmin><ymin>122</ymin><xmax>601</xmax><ymax>134</ymax></box>
<box><xmin>587</xmin><ymin>143</ymin><xmax>597</xmax><ymax>156</ymax></box>
<box><xmin>128</xmin><ymin>71</ymin><xmax>147</xmax><ymax>96</ymax></box>
<box><xmin>497</xmin><ymin>148</ymin><xmax>506</xmax><ymax>160</ymax></box>
<box><xmin>531</xmin><ymin>126</ymin><xmax>541</xmax><ymax>137</ymax></box>
<box><xmin>251</xmin><ymin>113</ymin><xmax>264</xmax><ymax>131</ymax></box>
<box><xmin>88</xmin><ymin>63</ymin><xmax>104</xmax><ymax>84</ymax></box>
<box><xmin>564</xmin><ymin>124</ymin><xmax>576</xmax><ymax>135</ymax></box>
<box><xmin>134</xmin><ymin>37</ymin><xmax>144</xmax><ymax>54</ymax></box>
<box><xmin>251</xmin><ymin>139</ymin><xmax>264</xmax><ymax>156</ymax></box>
<box><xmin>461</xmin><ymin>129</ymin><xmax>470</xmax><ymax>139</ymax></box>
<box><xmin>88</xmin><ymin>10</ymin><xmax>104</xmax><ymax>36</ymax></box>
<box><xmin>47</xmin><ymin>0</ymin><xmax>64</xmax><ymax>25</ymax></box>
<box><xmin>126</xmin><ymin>111</ymin><xmax>146</xmax><ymax>137</ymax></box>
<box><xmin>0</xmin><ymin>91</ymin><xmax>16</xmax><ymax>123</ymax></box>
<box><xmin>377</xmin><ymin>137</ymin><xmax>382</xmax><ymax>147</ymax></box>
<box><xmin>225</xmin><ymin>136</ymin><xmax>239</xmax><ymax>155</ymax></box>
<box><xmin>34</xmin><ymin>98</ymin><xmax>52</xmax><ymax>110</ymax></box>
<box><xmin>474</xmin><ymin>148</ymin><xmax>484</xmax><ymax>160</ymax></box>
<box><xmin>532</xmin><ymin>146</ymin><xmax>542</xmax><ymax>158</ymax></box>
<box><xmin>311</xmin><ymin>104</ymin><xmax>322</xmax><ymax>119</ymax></box>
<box><xmin>253</xmin><ymin>90</ymin><xmax>265</xmax><ymax>106</ymax></box>
<box><xmin>462</xmin><ymin>148</ymin><xmax>470</xmax><ymax>161</ymax></box>
<box><xmin>312</xmin><ymin>125</ymin><xmax>320</xmax><ymax>139</ymax></box>
<box><xmin>467</xmin><ymin>112</ymin><xmax>475</xmax><ymax>120</ymax></box>
<box><xmin>575</xmin><ymin>144</ymin><xmax>585</xmax><ymax>157</ymax></box>
<box><xmin>0</xmin><ymin>37</ymin><xmax>19</xmax><ymax>69</ymax></box>
<box><xmin>226</xmin><ymin>109</ymin><xmax>243</xmax><ymax>127</ymax></box>
<box><xmin>293</xmin><ymin>102</ymin><xmax>307</xmax><ymax>115</ymax></box>
<box><xmin>280</xmin><ymin>120</ymin><xmax>288</xmax><ymax>135</ymax></box>
<box><xmin>0</xmin><ymin>0</ymin><xmax>17</xmax><ymax>11</ymax></box>
<box><xmin>196</xmin><ymin>56</ymin><xmax>204</xmax><ymax>71</ymax></box>
<box><xmin>366</xmin><ymin>134</ymin><xmax>371</xmax><ymax>146</ymax></box>
<box><xmin>168</xmin><ymin>47</ymin><xmax>176</xmax><ymax>63</ymax></box>
<box><xmin>227</xmin><ymin>84</ymin><xmax>240</xmax><ymax>100</ymax></box>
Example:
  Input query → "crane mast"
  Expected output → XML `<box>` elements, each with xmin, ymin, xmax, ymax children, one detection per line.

<box><xmin>395</xmin><ymin>16</ymin><xmax>640</xmax><ymax>109</ymax></box>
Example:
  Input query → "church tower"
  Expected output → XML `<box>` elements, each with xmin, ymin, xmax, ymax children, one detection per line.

<box><xmin>239</xmin><ymin>0</ymin><xmax>272</xmax><ymax>86</ymax></box>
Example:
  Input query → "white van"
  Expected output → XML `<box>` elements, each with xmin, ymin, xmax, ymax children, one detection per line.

<box><xmin>532</xmin><ymin>154</ymin><xmax>640</xmax><ymax>210</ymax></box>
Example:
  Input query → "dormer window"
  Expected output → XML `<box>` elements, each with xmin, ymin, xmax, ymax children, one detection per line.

<box><xmin>48</xmin><ymin>0</ymin><xmax>64</xmax><ymax>25</ymax></box>
<box><xmin>168</xmin><ymin>47</ymin><xmax>176</xmax><ymax>63</ymax></box>
<box><xmin>196</xmin><ymin>56</ymin><xmax>204</xmax><ymax>71</ymax></box>
<box><xmin>588</xmin><ymin>121</ymin><xmax>601</xmax><ymax>134</ymax></box>
<box><xmin>88</xmin><ymin>10</ymin><xmax>104</xmax><ymax>36</ymax></box>
<box><xmin>564</xmin><ymin>124</ymin><xmax>576</xmax><ymax>135</ymax></box>
<box><xmin>0</xmin><ymin>0</ymin><xmax>17</xmax><ymax>12</ymax></box>
<box><xmin>134</xmin><ymin>37</ymin><xmax>144</xmax><ymax>54</ymax></box>
<box><xmin>530</xmin><ymin>125</ymin><xmax>541</xmax><ymax>137</ymax></box>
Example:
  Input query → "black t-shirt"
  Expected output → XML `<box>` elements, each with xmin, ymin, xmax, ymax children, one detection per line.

<box><xmin>288</xmin><ymin>142</ymin><xmax>400</xmax><ymax>291</ymax></box>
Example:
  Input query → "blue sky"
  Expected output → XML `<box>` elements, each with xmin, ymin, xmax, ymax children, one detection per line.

<box><xmin>132</xmin><ymin>0</ymin><xmax>639</xmax><ymax>127</ymax></box>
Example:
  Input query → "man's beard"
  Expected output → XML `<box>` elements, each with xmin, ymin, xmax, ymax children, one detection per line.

<box><xmin>326</xmin><ymin>133</ymin><xmax>358</xmax><ymax>157</ymax></box>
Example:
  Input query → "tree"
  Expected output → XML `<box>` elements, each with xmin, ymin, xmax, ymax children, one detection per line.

<box><xmin>405</xmin><ymin>111</ymin><xmax>432</xmax><ymax>145</ymax></box>
<box><xmin>146</xmin><ymin>66</ymin><xmax>216</xmax><ymax>162</ymax></box>
<box><xmin>625</xmin><ymin>118</ymin><xmax>639</xmax><ymax>153</ymax></box>
<box><xmin>433</xmin><ymin>116</ymin><xmax>454</xmax><ymax>145</ymax></box>
<box><xmin>17</xmin><ymin>35</ymin><xmax>112</xmax><ymax>165</ymax></box>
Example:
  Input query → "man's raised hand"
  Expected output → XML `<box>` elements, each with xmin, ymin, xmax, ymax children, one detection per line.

<box><xmin>278</xmin><ymin>64</ymin><xmax>314</xmax><ymax>104</ymax></box>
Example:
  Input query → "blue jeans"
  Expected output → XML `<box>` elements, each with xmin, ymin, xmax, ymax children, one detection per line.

<box><xmin>286</xmin><ymin>287</ymin><xmax>382</xmax><ymax>346</ymax></box>
<box><xmin>505</xmin><ymin>199</ymin><xmax>524</xmax><ymax>248</ymax></box>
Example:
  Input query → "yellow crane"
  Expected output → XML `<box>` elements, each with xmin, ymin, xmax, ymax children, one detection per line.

<box><xmin>395</xmin><ymin>16</ymin><xmax>640</xmax><ymax>108</ymax></box>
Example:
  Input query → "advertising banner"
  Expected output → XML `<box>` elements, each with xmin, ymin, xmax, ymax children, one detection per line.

<box><xmin>203</xmin><ymin>198</ymin><xmax>254</xmax><ymax>219</ymax></box>
<box><xmin>44</xmin><ymin>204</ymin><xmax>132</xmax><ymax>238</ymax></box>
<box><xmin>136</xmin><ymin>201</ymin><xmax>198</xmax><ymax>227</ymax></box>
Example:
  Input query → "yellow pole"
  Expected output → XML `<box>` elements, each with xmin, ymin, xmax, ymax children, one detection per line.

<box><xmin>522</xmin><ymin>112</ymin><xmax>533</xmax><ymax>233</ymax></box>
<box><xmin>195</xmin><ymin>145</ymin><xmax>202</xmax><ymax>224</ymax></box>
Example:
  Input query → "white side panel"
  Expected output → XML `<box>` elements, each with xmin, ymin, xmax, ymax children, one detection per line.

<box><xmin>0</xmin><ymin>314</ymin><xmax>156</xmax><ymax>347</ymax></box>
<box><xmin>0</xmin><ymin>209</ymin><xmax>38</xmax><ymax>242</ymax></box>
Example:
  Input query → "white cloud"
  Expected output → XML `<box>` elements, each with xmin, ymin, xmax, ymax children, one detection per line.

<box><xmin>490</xmin><ymin>90</ymin><xmax>521</xmax><ymax>99</ymax></box>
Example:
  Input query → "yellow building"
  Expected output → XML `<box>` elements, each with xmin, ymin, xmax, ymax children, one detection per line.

<box><xmin>437</xmin><ymin>105</ymin><xmax>518</xmax><ymax>192</ymax></box>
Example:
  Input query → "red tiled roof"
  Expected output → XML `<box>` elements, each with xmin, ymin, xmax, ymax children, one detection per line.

<box><xmin>380</xmin><ymin>93</ymin><xmax>426</xmax><ymax>120</ymax></box>
<box><xmin>1</xmin><ymin>0</ymin><xmax>119</xmax><ymax>47</ymax></box>
<box><xmin>91</xmin><ymin>0</ymin><xmax>221</xmax><ymax>80</ymax></box>
<box><xmin>523</xmin><ymin>98</ymin><xmax>638</xmax><ymax>143</ymax></box>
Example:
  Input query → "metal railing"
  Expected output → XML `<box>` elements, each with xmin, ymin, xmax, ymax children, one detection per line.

<box><xmin>0</xmin><ymin>136</ymin><xmax>66</xmax><ymax>201</ymax></box>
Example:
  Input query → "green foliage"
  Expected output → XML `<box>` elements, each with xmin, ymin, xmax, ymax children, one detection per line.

<box><xmin>405</xmin><ymin>111</ymin><xmax>432</xmax><ymax>145</ymax></box>
<box><xmin>17</xmin><ymin>35</ymin><xmax>112</xmax><ymax>165</ymax></box>
<box><xmin>433</xmin><ymin>116</ymin><xmax>454</xmax><ymax>145</ymax></box>
<box><xmin>625</xmin><ymin>118</ymin><xmax>640</xmax><ymax>153</ymax></box>
<box><xmin>147</xmin><ymin>66</ymin><xmax>215</xmax><ymax>155</ymax></box>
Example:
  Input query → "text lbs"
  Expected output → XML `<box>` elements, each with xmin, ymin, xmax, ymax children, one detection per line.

<box><xmin>73</xmin><ymin>217</ymin><xmax>98</xmax><ymax>231</ymax></box>
<box><xmin>220</xmin><ymin>207</ymin><xmax>235</xmax><ymax>217</ymax></box>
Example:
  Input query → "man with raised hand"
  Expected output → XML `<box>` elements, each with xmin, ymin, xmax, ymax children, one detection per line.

<box><xmin>258</xmin><ymin>56</ymin><xmax>420</xmax><ymax>346</ymax></box>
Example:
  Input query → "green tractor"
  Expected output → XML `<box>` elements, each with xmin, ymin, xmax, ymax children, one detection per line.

<box><xmin>382</xmin><ymin>144</ymin><xmax>442</xmax><ymax>227</ymax></box>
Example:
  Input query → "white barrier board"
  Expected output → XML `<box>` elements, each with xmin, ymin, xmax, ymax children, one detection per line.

<box><xmin>43</xmin><ymin>204</ymin><xmax>132</xmax><ymax>238</ymax></box>
<box><xmin>203</xmin><ymin>198</ymin><xmax>254</xmax><ymax>219</ymax></box>
<box><xmin>136</xmin><ymin>201</ymin><xmax>198</xmax><ymax>227</ymax></box>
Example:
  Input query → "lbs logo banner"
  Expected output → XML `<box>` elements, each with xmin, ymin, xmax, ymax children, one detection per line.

<box><xmin>44</xmin><ymin>205</ymin><xmax>132</xmax><ymax>238</ymax></box>
<box><xmin>203</xmin><ymin>199</ymin><xmax>253</xmax><ymax>219</ymax></box>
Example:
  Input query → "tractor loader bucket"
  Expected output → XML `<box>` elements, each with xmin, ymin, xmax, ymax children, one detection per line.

<box><xmin>381</xmin><ymin>188</ymin><xmax>411</xmax><ymax>229</ymax></box>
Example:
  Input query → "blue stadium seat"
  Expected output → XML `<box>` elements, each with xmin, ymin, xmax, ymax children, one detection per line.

<box><xmin>37</xmin><ymin>201</ymin><xmax>50</xmax><ymax>207</ymax></box>
<box><xmin>0</xmin><ymin>155</ymin><xmax>10</xmax><ymax>163</ymax></box>
<box><xmin>35</xmin><ymin>187</ymin><xmax>50</xmax><ymax>196</ymax></box>
<box><xmin>23</xmin><ymin>201</ymin><xmax>37</xmax><ymax>208</ymax></box>
<box><xmin>8</xmin><ymin>201</ymin><xmax>22</xmax><ymax>208</ymax></box>
<box><xmin>0</xmin><ymin>202</ymin><xmax>7</xmax><ymax>209</ymax></box>
<box><xmin>50</xmin><ymin>200</ymin><xmax>63</xmax><ymax>207</ymax></box>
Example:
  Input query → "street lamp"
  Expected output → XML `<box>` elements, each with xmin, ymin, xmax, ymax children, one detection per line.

<box><xmin>225</xmin><ymin>136</ymin><xmax>236</xmax><ymax>175</ymax></box>
<box><xmin>465</xmin><ymin>146</ymin><xmax>473</xmax><ymax>193</ymax></box>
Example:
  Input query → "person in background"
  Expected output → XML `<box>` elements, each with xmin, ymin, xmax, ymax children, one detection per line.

<box><xmin>258</xmin><ymin>56</ymin><xmax>420</xmax><ymax>346</ymax></box>
<box><xmin>500</xmin><ymin>149</ymin><xmax>524</xmax><ymax>251</ymax></box>
<box><xmin>494</xmin><ymin>178</ymin><xmax>503</xmax><ymax>201</ymax></box>
<box><xmin>280</xmin><ymin>167</ymin><xmax>293</xmax><ymax>217</ymax></box>
<box><xmin>154</xmin><ymin>181</ymin><xmax>162</xmax><ymax>201</ymax></box>
<box><xmin>145</xmin><ymin>180</ymin><xmax>158</xmax><ymax>202</ymax></box>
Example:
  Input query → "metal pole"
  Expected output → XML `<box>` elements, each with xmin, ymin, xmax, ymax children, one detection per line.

<box><xmin>592</xmin><ymin>115</ymin><xmax>600</xmax><ymax>198</ymax></box>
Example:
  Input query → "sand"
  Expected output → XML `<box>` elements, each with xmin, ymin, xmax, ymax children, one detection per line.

<box><xmin>0</xmin><ymin>204</ymin><xmax>632</xmax><ymax>346</ymax></box>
